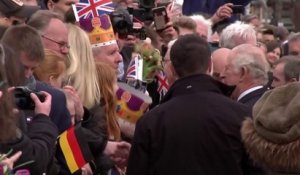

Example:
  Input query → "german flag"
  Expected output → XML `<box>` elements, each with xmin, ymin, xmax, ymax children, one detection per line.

<box><xmin>58</xmin><ymin>124</ymin><xmax>93</xmax><ymax>174</ymax></box>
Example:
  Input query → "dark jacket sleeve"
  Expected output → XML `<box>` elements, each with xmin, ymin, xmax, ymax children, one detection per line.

<box><xmin>0</xmin><ymin>113</ymin><xmax>58</xmax><ymax>174</ymax></box>
<box><xmin>82</xmin><ymin>105</ymin><xmax>112</xmax><ymax>174</ymax></box>
<box><xmin>126</xmin><ymin>114</ymin><xmax>150</xmax><ymax>175</ymax></box>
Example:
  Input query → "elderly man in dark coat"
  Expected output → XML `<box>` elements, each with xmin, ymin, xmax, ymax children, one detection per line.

<box><xmin>126</xmin><ymin>34</ymin><xmax>264</xmax><ymax>175</ymax></box>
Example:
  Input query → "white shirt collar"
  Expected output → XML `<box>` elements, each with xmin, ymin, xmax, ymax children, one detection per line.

<box><xmin>237</xmin><ymin>86</ymin><xmax>263</xmax><ymax>101</ymax></box>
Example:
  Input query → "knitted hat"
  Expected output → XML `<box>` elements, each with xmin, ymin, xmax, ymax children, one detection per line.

<box><xmin>253</xmin><ymin>82</ymin><xmax>300</xmax><ymax>144</ymax></box>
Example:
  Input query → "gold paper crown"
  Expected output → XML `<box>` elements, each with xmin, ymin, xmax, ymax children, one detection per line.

<box><xmin>79</xmin><ymin>14</ymin><xmax>116</xmax><ymax>48</ymax></box>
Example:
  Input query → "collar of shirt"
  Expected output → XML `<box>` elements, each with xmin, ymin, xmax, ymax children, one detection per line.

<box><xmin>237</xmin><ymin>85</ymin><xmax>264</xmax><ymax>101</ymax></box>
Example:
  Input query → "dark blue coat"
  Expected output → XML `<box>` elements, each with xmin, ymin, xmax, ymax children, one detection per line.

<box><xmin>36</xmin><ymin>81</ymin><xmax>71</xmax><ymax>133</ymax></box>
<box><xmin>238</xmin><ymin>87</ymin><xmax>268</xmax><ymax>108</ymax></box>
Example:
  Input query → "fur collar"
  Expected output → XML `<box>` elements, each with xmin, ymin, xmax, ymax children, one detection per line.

<box><xmin>241</xmin><ymin>118</ymin><xmax>300</xmax><ymax>172</ymax></box>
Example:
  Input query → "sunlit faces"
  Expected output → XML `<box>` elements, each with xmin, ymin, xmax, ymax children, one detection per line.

<box><xmin>41</xmin><ymin>18</ymin><xmax>69</xmax><ymax>57</ymax></box>
<box><xmin>271</xmin><ymin>62</ymin><xmax>287</xmax><ymax>88</ymax></box>
<box><xmin>289</xmin><ymin>40</ymin><xmax>300</xmax><ymax>56</ymax></box>
<box><xmin>211</xmin><ymin>48</ymin><xmax>231</xmax><ymax>81</ymax></box>
<box><xmin>93</xmin><ymin>44</ymin><xmax>123</xmax><ymax>71</ymax></box>
<box><xmin>266</xmin><ymin>47</ymin><xmax>281</xmax><ymax>65</ymax></box>
<box><xmin>195</xmin><ymin>21</ymin><xmax>208</xmax><ymax>40</ymax></box>
<box><xmin>222</xmin><ymin>56</ymin><xmax>241</xmax><ymax>86</ymax></box>
<box><xmin>20</xmin><ymin>53</ymin><xmax>40</xmax><ymax>79</ymax></box>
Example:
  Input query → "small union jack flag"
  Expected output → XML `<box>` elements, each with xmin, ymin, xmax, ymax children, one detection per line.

<box><xmin>156</xmin><ymin>71</ymin><xmax>169</xmax><ymax>100</ymax></box>
<box><xmin>126</xmin><ymin>57</ymin><xmax>138</xmax><ymax>80</ymax></box>
<box><xmin>73</xmin><ymin>0</ymin><xmax>115</xmax><ymax>21</ymax></box>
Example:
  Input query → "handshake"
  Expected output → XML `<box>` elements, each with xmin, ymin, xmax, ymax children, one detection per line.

<box><xmin>104</xmin><ymin>141</ymin><xmax>132</xmax><ymax>169</ymax></box>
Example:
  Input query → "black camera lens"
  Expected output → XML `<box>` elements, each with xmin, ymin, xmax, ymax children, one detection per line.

<box><xmin>116</xmin><ymin>20</ymin><xmax>129</xmax><ymax>30</ymax></box>
<box><xmin>14</xmin><ymin>87</ymin><xmax>45</xmax><ymax>110</ymax></box>
<box><xmin>139</xmin><ymin>0</ymin><xmax>154</xmax><ymax>9</ymax></box>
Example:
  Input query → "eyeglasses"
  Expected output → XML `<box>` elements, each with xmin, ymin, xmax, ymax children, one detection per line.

<box><xmin>41</xmin><ymin>35</ymin><xmax>70</xmax><ymax>50</ymax></box>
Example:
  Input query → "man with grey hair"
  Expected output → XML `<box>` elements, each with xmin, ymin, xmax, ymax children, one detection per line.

<box><xmin>271</xmin><ymin>56</ymin><xmax>300</xmax><ymax>88</ymax></box>
<box><xmin>222</xmin><ymin>44</ymin><xmax>269</xmax><ymax>107</ymax></box>
<box><xmin>219</xmin><ymin>21</ymin><xmax>257</xmax><ymax>49</ymax></box>
<box><xmin>190</xmin><ymin>14</ymin><xmax>212</xmax><ymax>41</ymax></box>
<box><xmin>287</xmin><ymin>32</ymin><xmax>300</xmax><ymax>56</ymax></box>
<box><xmin>27</xmin><ymin>10</ymin><xmax>70</xmax><ymax>57</ymax></box>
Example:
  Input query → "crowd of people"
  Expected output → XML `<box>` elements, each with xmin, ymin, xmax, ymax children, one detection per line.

<box><xmin>0</xmin><ymin>0</ymin><xmax>300</xmax><ymax>174</ymax></box>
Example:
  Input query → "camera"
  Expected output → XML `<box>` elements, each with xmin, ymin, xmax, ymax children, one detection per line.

<box><xmin>128</xmin><ymin>0</ymin><xmax>155</xmax><ymax>22</ymax></box>
<box><xmin>14</xmin><ymin>86</ymin><xmax>45</xmax><ymax>110</ymax></box>
<box><xmin>110</xmin><ymin>9</ymin><xmax>147</xmax><ymax>40</ymax></box>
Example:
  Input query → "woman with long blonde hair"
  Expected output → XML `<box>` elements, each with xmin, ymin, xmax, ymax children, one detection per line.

<box><xmin>66</xmin><ymin>23</ymin><xmax>101</xmax><ymax>109</ymax></box>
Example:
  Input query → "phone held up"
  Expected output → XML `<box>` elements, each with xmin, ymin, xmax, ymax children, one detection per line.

<box><xmin>152</xmin><ymin>6</ymin><xmax>169</xmax><ymax>31</ymax></box>
<box><xmin>231</xmin><ymin>5</ymin><xmax>245</xmax><ymax>14</ymax></box>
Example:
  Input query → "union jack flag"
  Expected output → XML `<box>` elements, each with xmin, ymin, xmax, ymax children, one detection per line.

<box><xmin>156</xmin><ymin>71</ymin><xmax>169</xmax><ymax>100</ymax></box>
<box><xmin>126</xmin><ymin>57</ymin><xmax>138</xmax><ymax>80</ymax></box>
<box><xmin>73</xmin><ymin>0</ymin><xmax>115</xmax><ymax>21</ymax></box>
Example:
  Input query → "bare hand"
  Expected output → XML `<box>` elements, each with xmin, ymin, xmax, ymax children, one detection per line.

<box><xmin>31</xmin><ymin>91</ymin><xmax>52</xmax><ymax>116</ymax></box>
<box><xmin>166</xmin><ymin>2</ymin><xmax>181</xmax><ymax>20</ymax></box>
<box><xmin>211</xmin><ymin>3</ymin><xmax>233</xmax><ymax>24</ymax></box>
<box><xmin>1</xmin><ymin>151</ymin><xmax>22</xmax><ymax>170</ymax></box>
<box><xmin>104</xmin><ymin>141</ymin><xmax>131</xmax><ymax>168</ymax></box>
<box><xmin>63</xmin><ymin>85</ymin><xmax>84</xmax><ymax>121</ymax></box>
<box><xmin>156</xmin><ymin>21</ymin><xmax>177</xmax><ymax>44</ymax></box>
<box><xmin>81</xmin><ymin>163</ymin><xmax>93</xmax><ymax>175</ymax></box>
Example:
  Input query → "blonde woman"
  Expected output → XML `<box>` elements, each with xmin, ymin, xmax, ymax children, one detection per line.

<box><xmin>66</xmin><ymin>23</ymin><xmax>101</xmax><ymax>109</ymax></box>
<box><xmin>66</xmin><ymin>23</ymin><xmax>130</xmax><ymax>175</ymax></box>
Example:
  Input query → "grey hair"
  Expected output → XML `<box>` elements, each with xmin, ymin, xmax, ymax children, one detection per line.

<box><xmin>288</xmin><ymin>32</ymin><xmax>300</xmax><ymax>43</ymax></box>
<box><xmin>27</xmin><ymin>10</ymin><xmax>63</xmax><ymax>34</ymax></box>
<box><xmin>190</xmin><ymin>15</ymin><xmax>212</xmax><ymax>41</ymax></box>
<box><xmin>274</xmin><ymin>56</ymin><xmax>300</xmax><ymax>81</ymax></box>
<box><xmin>230</xmin><ymin>44</ymin><xmax>269</xmax><ymax>84</ymax></box>
<box><xmin>220</xmin><ymin>21</ymin><xmax>256</xmax><ymax>49</ymax></box>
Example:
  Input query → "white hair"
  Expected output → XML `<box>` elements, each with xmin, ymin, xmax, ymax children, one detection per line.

<box><xmin>190</xmin><ymin>15</ymin><xmax>212</xmax><ymax>41</ymax></box>
<box><xmin>230</xmin><ymin>44</ymin><xmax>269</xmax><ymax>84</ymax></box>
<box><xmin>220</xmin><ymin>21</ymin><xmax>256</xmax><ymax>49</ymax></box>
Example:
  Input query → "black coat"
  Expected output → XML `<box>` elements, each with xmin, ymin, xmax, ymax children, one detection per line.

<box><xmin>0</xmin><ymin>114</ymin><xmax>58</xmax><ymax>174</ymax></box>
<box><xmin>126</xmin><ymin>74</ymin><xmax>264</xmax><ymax>175</ymax></box>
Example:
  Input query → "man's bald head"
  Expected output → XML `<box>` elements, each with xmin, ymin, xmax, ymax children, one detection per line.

<box><xmin>211</xmin><ymin>48</ymin><xmax>231</xmax><ymax>80</ymax></box>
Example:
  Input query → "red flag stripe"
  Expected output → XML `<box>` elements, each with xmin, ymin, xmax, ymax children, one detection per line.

<box><xmin>66</xmin><ymin>127</ymin><xmax>86</xmax><ymax>168</ymax></box>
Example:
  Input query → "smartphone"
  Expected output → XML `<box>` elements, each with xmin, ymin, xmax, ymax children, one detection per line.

<box><xmin>231</xmin><ymin>5</ymin><xmax>245</xmax><ymax>14</ymax></box>
<box><xmin>152</xmin><ymin>6</ymin><xmax>169</xmax><ymax>31</ymax></box>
